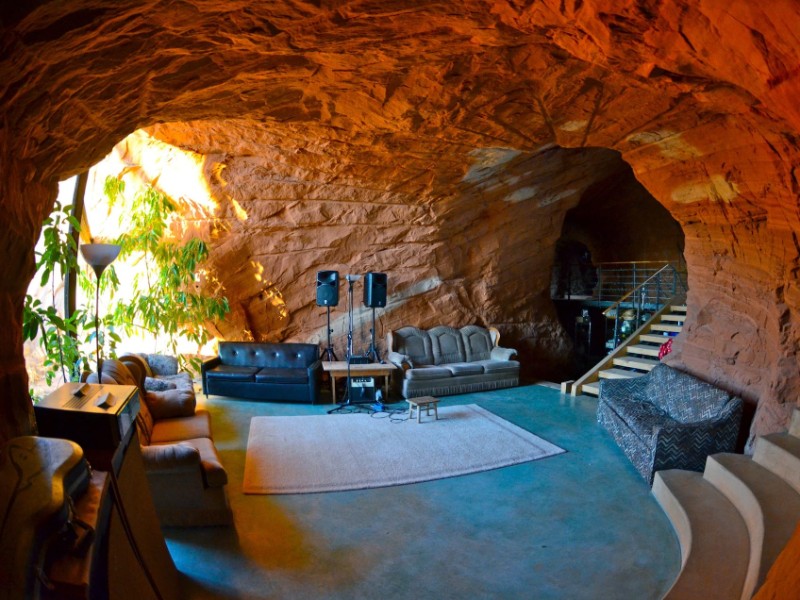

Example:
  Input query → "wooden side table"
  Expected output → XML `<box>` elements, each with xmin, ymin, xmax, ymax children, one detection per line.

<box><xmin>406</xmin><ymin>396</ymin><xmax>440</xmax><ymax>423</ymax></box>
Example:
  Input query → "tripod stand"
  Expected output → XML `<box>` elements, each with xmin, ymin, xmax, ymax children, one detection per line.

<box><xmin>320</xmin><ymin>305</ymin><xmax>338</xmax><ymax>362</ymax></box>
<box><xmin>329</xmin><ymin>275</ymin><xmax>359</xmax><ymax>413</ymax></box>
<box><xmin>365</xmin><ymin>306</ymin><xmax>381</xmax><ymax>363</ymax></box>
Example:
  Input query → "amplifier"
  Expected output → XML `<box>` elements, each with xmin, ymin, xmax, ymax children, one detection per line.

<box><xmin>34</xmin><ymin>383</ymin><xmax>139</xmax><ymax>469</ymax></box>
<box><xmin>349</xmin><ymin>376</ymin><xmax>376</xmax><ymax>403</ymax></box>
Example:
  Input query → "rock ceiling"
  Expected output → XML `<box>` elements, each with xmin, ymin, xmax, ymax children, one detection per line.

<box><xmin>2</xmin><ymin>1</ymin><xmax>800</xmax><ymax>443</ymax></box>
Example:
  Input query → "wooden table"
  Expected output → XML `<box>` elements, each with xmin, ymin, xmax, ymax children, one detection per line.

<box><xmin>322</xmin><ymin>361</ymin><xmax>397</xmax><ymax>404</ymax></box>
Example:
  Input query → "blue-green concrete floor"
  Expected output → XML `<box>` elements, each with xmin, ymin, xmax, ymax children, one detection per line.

<box><xmin>165</xmin><ymin>384</ymin><xmax>680</xmax><ymax>599</ymax></box>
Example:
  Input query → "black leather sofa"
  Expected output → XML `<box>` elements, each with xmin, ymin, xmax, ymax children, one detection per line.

<box><xmin>201</xmin><ymin>342</ymin><xmax>321</xmax><ymax>403</ymax></box>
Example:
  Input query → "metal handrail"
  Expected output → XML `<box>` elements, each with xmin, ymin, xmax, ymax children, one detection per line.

<box><xmin>600</xmin><ymin>262</ymin><xmax>686</xmax><ymax>349</ymax></box>
<box><xmin>602</xmin><ymin>264</ymin><xmax>674</xmax><ymax>318</ymax></box>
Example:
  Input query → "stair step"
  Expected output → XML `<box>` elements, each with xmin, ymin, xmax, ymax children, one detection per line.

<box><xmin>651</xmin><ymin>324</ymin><xmax>682</xmax><ymax>333</ymax></box>
<box><xmin>626</xmin><ymin>344</ymin><xmax>661</xmax><ymax>357</ymax></box>
<box><xmin>661</xmin><ymin>314</ymin><xmax>686</xmax><ymax>323</ymax></box>
<box><xmin>671</xmin><ymin>305</ymin><xmax>687</xmax><ymax>313</ymax></box>
<box><xmin>582</xmin><ymin>382</ymin><xmax>600</xmax><ymax>396</ymax></box>
<box><xmin>790</xmin><ymin>408</ymin><xmax>800</xmax><ymax>437</ymax></box>
<box><xmin>754</xmin><ymin>433</ymin><xmax>800</xmax><ymax>495</ymax></box>
<box><xmin>652</xmin><ymin>470</ymin><xmax>748</xmax><ymax>599</ymax></box>
<box><xmin>598</xmin><ymin>368</ymin><xmax>646</xmax><ymax>380</ymax></box>
<box><xmin>613</xmin><ymin>356</ymin><xmax>660</xmax><ymax>371</ymax></box>
<box><xmin>640</xmin><ymin>333</ymin><xmax>672</xmax><ymax>344</ymax></box>
<box><xmin>703</xmin><ymin>453</ymin><xmax>800</xmax><ymax>598</ymax></box>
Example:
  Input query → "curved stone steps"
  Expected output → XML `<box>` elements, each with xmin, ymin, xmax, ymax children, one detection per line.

<box><xmin>652</xmin><ymin>470</ymin><xmax>749</xmax><ymax>600</ymax></box>
<box><xmin>652</xmin><ymin>408</ymin><xmax>800</xmax><ymax>600</ymax></box>
<box><xmin>753</xmin><ymin>433</ymin><xmax>800</xmax><ymax>495</ymax></box>
<box><xmin>702</xmin><ymin>453</ymin><xmax>800</xmax><ymax>598</ymax></box>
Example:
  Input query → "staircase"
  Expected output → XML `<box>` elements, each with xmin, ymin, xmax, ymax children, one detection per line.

<box><xmin>652</xmin><ymin>408</ymin><xmax>800</xmax><ymax>599</ymax></box>
<box><xmin>571</xmin><ymin>303</ymin><xmax>686</xmax><ymax>397</ymax></box>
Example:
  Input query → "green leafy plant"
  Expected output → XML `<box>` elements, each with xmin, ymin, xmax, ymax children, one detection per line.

<box><xmin>105</xmin><ymin>176</ymin><xmax>229</xmax><ymax>373</ymax></box>
<box><xmin>23</xmin><ymin>200</ymin><xmax>91</xmax><ymax>385</ymax></box>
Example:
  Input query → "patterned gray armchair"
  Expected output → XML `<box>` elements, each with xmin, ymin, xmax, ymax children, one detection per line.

<box><xmin>597</xmin><ymin>363</ymin><xmax>742</xmax><ymax>484</ymax></box>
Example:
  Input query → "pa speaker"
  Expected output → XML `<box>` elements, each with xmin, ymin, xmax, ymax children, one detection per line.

<box><xmin>316</xmin><ymin>270</ymin><xmax>339</xmax><ymax>306</ymax></box>
<box><xmin>363</xmin><ymin>272</ymin><xmax>387</xmax><ymax>308</ymax></box>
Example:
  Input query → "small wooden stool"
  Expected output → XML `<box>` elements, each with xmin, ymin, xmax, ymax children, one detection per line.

<box><xmin>406</xmin><ymin>396</ymin><xmax>440</xmax><ymax>423</ymax></box>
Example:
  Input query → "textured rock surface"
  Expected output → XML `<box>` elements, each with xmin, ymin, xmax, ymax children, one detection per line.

<box><xmin>2</xmin><ymin>1</ymin><xmax>800</xmax><ymax>444</ymax></box>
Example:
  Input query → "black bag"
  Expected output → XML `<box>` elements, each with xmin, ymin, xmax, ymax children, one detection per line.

<box><xmin>0</xmin><ymin>436</ymin><xmax>92</xmax><ymax>599</ymax></box>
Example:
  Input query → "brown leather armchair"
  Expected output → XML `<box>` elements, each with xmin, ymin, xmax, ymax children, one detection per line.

<box><xmin>87</xmin><ymin>358</ymin><xmax>232</xmax><ymax>527</ymax></box>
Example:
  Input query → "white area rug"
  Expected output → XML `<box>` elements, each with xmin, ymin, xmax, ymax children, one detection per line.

<box><xmin>243</xmin><ymin>404</ymin><xmax>565</xmax><ymax>494</ymax></box>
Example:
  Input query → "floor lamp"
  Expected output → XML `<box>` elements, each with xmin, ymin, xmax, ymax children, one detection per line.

<box><xmin>80</xmin><ymin>243</ymin><xmax>121</xmax><ymax>384</ymax></box>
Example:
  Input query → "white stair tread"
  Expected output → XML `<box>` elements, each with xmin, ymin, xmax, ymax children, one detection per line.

<box><xmin>652</xmin><ymin>470</ymin><xmax>748</xmax><ymax>599</ymax></box>
<box><xmin>626</xmin><ymin>344</ymin><xmax>661</xmax><ymax>357</ymax></box>
<box><xmin>582</xmin><ymin>382</ymin><xmax>600</xmax><ymax>396</ymax></box>
<box><xmin>641</xmin><ymin>333</ymin><xmax>672</xmax><ymax>344</ymax></box>
<box><xmin>613</xmin><ymin>356</ymin><xmax>660</xmax><ymax>371</ymax></box>
<box><xmin>598</xmin><ymin>368</ymin><xmax>646</xmax><ymax>380</ymax></box>
<box><xmin>651</xmin><ymin>324</ymin><xmax>682</xmax><ymax>333</ymax></box>
<box><xmin>661</xmin><ymin>314</ymin><xmax>686</xmax><ymax>323</ymax></box>
<box><xmin>671</xmin><ymin>305</ymin><xmax>687</xmax><ymax>312</ymax></box>
<box><xmin>704</xmin><ymin>453</ymin><xmax>800</xmax><ymax>597</ymax></box>
<box><xmin>790</xmin><ymin>408</ymin><xmax>800</xmax><ymax>437</ymax></box>
<box><xmin>754</xmin><ymin>433</ymin><xmax>800</xmax><ymax>495</ymax></box>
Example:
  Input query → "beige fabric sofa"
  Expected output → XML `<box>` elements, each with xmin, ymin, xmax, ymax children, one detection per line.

<box><xmin>387</xmin><ymin>325</ymin><xmax>519</xmax><ymax>399</ymax></box>
<box><xmin>88</xmin><ymin>358</ymin><xmax>232</xmax><ymax>527</ymax></box>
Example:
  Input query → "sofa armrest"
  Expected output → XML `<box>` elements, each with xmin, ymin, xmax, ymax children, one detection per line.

<box><xmin>141</xmin><ymin>443</ymin><xmax>201</xmax><ymax>472</ymax></box>
<box><xmin>653</xmin><ymin>401</ymin><xmax>742</xmax><ymax>473</ymax></box>
<box><xmin>201</xmin><ymin>356</ymin><xmax>222</xmax><ymax>394</ymax></box>
<box><xmin>387</xmin><ymin>351</ymin><xmax>413</xmax><ymax>370</ymax></box>
<box><xmin>490</xmin><ymin>346</ymin><xmax>517</xmax><ymax>361</ymax></box>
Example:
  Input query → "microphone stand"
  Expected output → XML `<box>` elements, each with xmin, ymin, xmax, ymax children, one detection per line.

<box><xmin>329</xmin><ymin>276</ymin><xmax>357</xmax><ymax>413</ymax></box>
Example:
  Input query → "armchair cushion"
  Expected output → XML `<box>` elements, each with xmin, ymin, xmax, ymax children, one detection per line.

<box><xmin>145</xmin><ymin>388</ymin><xmax>196</xmax><ymax>420</ymax></box>
<box><xmin>145</xmin><ymin>377</ymin><xmax>178</xmax><ymax>392</ymax></box>
<box><xmin>170</xmin><ymin>438</ymin><xmax>228</xmax><ymax>488</ymax></box>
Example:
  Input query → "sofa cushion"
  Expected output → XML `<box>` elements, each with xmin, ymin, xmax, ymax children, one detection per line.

<box><xmin>461</xmin><ymin>325</ymin><xmax>495</xmax><ymax>362</ymax></box>
<box><xmin>444</xmin><ymin>362</ymin><xmax>484</xmax><ymax>376</ymax></box>
<box><xmin>645</xmin><ymin>364</ymin><xmax>733</xmax><ymax>424</ymax></box>
<box><xmin>475</xmin><ymin>359</ymin><xmax>520</xmax><ymax>374</ymax></box>
<box><xmin>206</xmin><ymin>365</ymin><xmax>259</xmax><ymax>381</ymax></box>
<box><xmin>150</xmin><ymin>409</ymin><xmax>212</xmax><ymax>444</ymax></box>
<box><xmin>255</xmin><ymin>367</ymin><xmax>308</xmax><ymax>384</ymax></box>
<box><xmin>429</xmin><ymin>326</ymin><xmax>467</xmax><ymax>365</ymax></box>
<box><xmin>390</xmin><ymin>327</ymin><xmax>435</xmax><ymax>366</ymax></box>
<box><xmin>405</xmin><ymin>366</ymin><xmax>453</xmax><ymax>380</ymax></box>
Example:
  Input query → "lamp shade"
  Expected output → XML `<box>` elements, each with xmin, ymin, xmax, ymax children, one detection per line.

<box><xmin>80</xmin><ymin>243</ymin><xmax>121</xmax><ymax>277</ymax></box>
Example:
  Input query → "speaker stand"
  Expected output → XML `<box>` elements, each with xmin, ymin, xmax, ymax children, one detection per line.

<box><xmin>320</xmin><ymin>305</ymin><xmax>338</xmax><ymax>362</ymax></box>
<box><xmin>329</xmin><ymin>278</ymin><xmax>357</xmax><ymax>413</ymax></box>
<box><xmin>366</xmin><ymin>306</ymin><xmax>381</xmax><ymax>363</ymax></box>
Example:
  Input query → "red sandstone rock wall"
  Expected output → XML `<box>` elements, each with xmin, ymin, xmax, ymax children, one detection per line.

<box><xmin>2</xmin><ymin>1</ymin><xmax>800</xmax><ymax>445</ymax></box>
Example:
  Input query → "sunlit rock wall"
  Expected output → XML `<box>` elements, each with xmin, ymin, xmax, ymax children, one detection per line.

<box><xmin>2</xmin><ymin>1</ymin><xmax>800</xmax><ymax>444</ymax></box>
